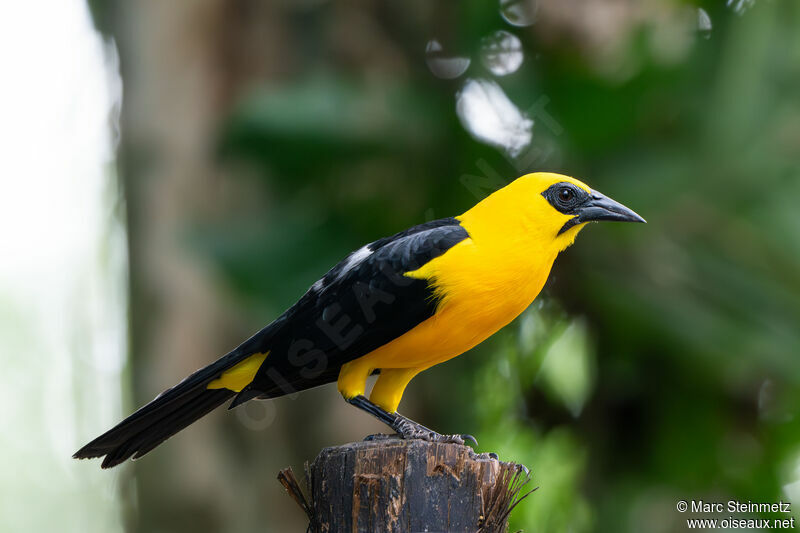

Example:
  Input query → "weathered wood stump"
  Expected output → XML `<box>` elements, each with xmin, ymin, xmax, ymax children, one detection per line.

<box><xmin>279</xmin><ymin>436</ymin><xmax>532</xmax><ymax>532</ymax></box>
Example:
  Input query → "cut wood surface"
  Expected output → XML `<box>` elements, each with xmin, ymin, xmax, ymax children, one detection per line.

<box><xmin>279</xmin><ymin>436</ymin><xmax>533</xmax><ymax>532</ymax></box>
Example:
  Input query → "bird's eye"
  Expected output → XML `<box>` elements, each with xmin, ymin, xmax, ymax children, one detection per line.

<box><xmin>541</xmin><ymin>182</ymin><xmax>584</xmax><ymax>213</ymax></box>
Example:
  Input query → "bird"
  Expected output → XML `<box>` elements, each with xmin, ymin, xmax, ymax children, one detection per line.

<box><xmin>74</xmin><ymin>172</ymin><xmax>644</xmax><ymax>468</ymax></box>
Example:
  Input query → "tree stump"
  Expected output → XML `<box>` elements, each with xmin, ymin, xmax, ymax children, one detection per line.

<box><xmin>278</xmin><ymin>436</ymin><xmax>533</xmax><ymax>532</ymax></box>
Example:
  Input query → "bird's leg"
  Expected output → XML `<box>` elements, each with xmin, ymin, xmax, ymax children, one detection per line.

<box><xmin>346</xmin><ymin>395</ymin><xmax>477</xmax><ymax>446</ymax></box>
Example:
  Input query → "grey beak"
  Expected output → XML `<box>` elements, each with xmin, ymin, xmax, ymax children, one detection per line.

<box><xmin>578</xmin><ymin>191</ymin><xmax>646</xmax><ymax>225</ymax></box>
<box><xmin>558</xmin><ymin>191</ymin><xmax>645</xmax><ymax>234</ymax></box>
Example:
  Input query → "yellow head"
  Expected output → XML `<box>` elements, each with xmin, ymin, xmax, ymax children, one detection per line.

<box><xmin>459</xmin><ymin>172</ymin><xmax>645</xmax><ymax>254</ymax></box>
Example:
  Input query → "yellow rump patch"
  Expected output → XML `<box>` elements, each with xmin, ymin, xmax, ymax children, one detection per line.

<box><xmin>207</xmin><ymin>352</ymin><xmax>269</xmax><ymax>392</ymax></box>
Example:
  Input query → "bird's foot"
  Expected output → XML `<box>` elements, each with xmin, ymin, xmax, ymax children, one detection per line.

<box><xmin>391</xmin><ymin>416</ymin><xmax>478</xmax><ymax>447</ymax></box>
<box><xmin>362</xmin><ymin>433</ymin><xmax>398</xmax><ymax>442</ymax></box>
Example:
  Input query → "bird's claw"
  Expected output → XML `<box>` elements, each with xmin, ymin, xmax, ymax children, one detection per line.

<box><xmin>363</xmin><ymin>433</ymin><xmax>396</xmax><ymax>442</ymax></box>
<box><xmin>460</xmin><ymin>434</ymin><xmax>479</xmax><ymax>447</ymax></box>
<box><xmin>391</xmin><ymin>418</ymin><xmax>478</xmax><ymax>447</ymax></box>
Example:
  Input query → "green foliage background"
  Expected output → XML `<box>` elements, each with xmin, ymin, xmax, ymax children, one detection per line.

<box><xmin>89</xmin><ymin>0</ymin><xmax>800</xmax><ymax>531</ymax></box>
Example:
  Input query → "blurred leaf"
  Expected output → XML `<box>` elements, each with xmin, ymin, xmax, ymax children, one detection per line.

<box><xmin>217</xmin><ymin>75</ymin><xmax>446</xmax><ymax>178</ymax></box>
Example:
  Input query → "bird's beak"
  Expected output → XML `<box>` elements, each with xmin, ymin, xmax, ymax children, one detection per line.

<box><xmin>559</xmin><ymin>191</ymin><xmax>645</xmax><ymax>234</ymax></box>
<box><xmin>578</xmin><ymin>191</ymin><xmax>646</xmax><ymax>224</ymax></box>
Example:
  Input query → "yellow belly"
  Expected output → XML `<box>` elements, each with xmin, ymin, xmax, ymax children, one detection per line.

<box><xmin>357</xmin><ymin>291</ymin><xmax>532</xmax><ymax>370</ymax></box>
<box><xmin>337</xmin><ymin>237</ymin><xmax>557</xmax><ymax>404</ymax></box>
<box><xmin>336</xmin><ymin>300</ymin><xmax>519</xmax><ymax>412</ymax></box>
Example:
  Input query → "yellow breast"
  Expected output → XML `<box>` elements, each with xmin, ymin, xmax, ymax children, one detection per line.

<box><xmin>356</xmin><ymin>234</ymin><xmax>557</xmax><ymax>370</ymax></box>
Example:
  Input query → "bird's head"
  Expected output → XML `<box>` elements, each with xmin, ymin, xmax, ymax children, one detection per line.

<box><xmin>532</xmin><ymin>172</ymin><xmax>645</xmax><ymax>251</ymax></box>
<box><xmin>460</xmin><ymin>172</ymin><xmax>645</xmax><ymax>253</ymax></box>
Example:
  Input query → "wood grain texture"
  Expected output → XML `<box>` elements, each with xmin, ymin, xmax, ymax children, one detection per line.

<box><xmin>281</xmin><ymin>436</ymin><xmax>532</xmax><ymax>533</ymax></box>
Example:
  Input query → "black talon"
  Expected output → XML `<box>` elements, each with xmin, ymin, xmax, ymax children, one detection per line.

<box><xmin>364</xmin><ymin>433</ymin><xmax>394</xmax><ymax>441</ymax></box>
<box><xmin>461</xmin><ymin>434</ymin><xmax>478</xmax><ymax>447</ymax></box>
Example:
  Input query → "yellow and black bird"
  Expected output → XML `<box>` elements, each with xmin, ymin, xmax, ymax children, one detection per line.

<box><xmin>75</xmin><ymin>172</ymin><xmax>644</xmax><ymax>468</ymax></box>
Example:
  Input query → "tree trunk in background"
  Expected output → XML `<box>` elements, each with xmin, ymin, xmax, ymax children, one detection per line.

<box><xmin>112</xmin><ymin>2</ymin><xmax>309</xmax><ymax>532</ymax></box>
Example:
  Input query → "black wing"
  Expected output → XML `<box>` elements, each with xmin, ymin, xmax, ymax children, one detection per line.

<box><xmin>234</xmin><ymin>217</ymin><xmax>469</xmax><ymax>402</ymax></box>
<box><xmin>73</xmin><ymin>217</ymin><xmax>469</xmax><ymax>466</ymax></box>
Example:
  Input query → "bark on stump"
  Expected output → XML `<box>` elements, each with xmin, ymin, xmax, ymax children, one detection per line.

<box><xmin>279</xmin><ymin>436</ymin><xmax>532</xmax><ymax>533</ymax></box>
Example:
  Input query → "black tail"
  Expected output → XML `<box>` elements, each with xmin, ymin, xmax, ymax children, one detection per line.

<box><xmin>74</xmin><ymin>349</ymin><xmax>251</xmax><ymax>469</ymax></box>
